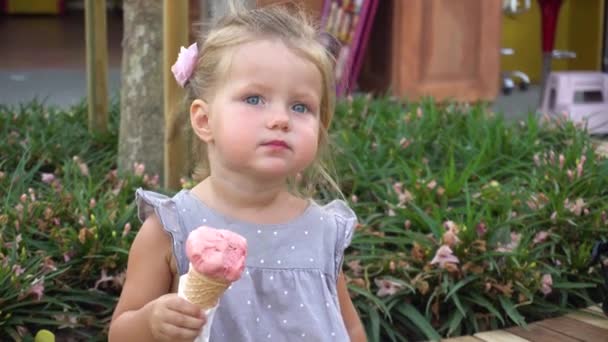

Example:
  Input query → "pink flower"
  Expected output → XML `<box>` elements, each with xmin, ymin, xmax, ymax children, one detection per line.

<box><xmin>28</xmin><ymin>187</ymin><xmax>36</xmax><ymax>202</ymax></box>
<box><xmin>496</xmin><ymin>232</ymin><xmax>521</xmax><ymax>252</ymax></box>
<box><xmin>72</xmin><ymin>156</ymin><xmax>89</xmax><ymax>176</ymax></box>
<box><xmin>133</xmin><ymin>162</ymin><xmax>145</xmax><ymax>177</ymax></box>
<box><xmin>476</xmin><ymin>222</ymin><xmax>487</xmax><ymax>237</ymax></box>
<box><xmin>122</xmin><ymin>223</ymin><xmax>132</xmax><ymax>238</ymax></box>
<box><xmin>533</xmin><ymin>231</ymin><xmax>550</xmax><ymax>244</ymax></box>
<box><xmin>171</xmin><ymin>43</ymin><xmax>198</xmax><ymax>87</ymax></box>
<box><xmin>28</xmin><ymin>278</ymin><xmax>45</xmax><ymax>300</ymax></box>
<box><xmin>567</xmin><ymin>169</ymin><xmax>574</xmax><ymax>182</ymax></box>
<box><xmin>399</xmin><ymin>137</ymin><xmax>411</xmax><ymax>149</ymax></box>
<box><xmin>565</xmin><ymin>198</ymin><xmax>586</xmax><ymax>216</ymax></box>
<box><xmin>442</xmin><ymin>230</ymin><xmax>460</xmax><ymax>247</ymax></box>
<box><xmin>106</xmin><ymin>169</ymin><xmax>118</xmax><ymax>182</ymax></box>
<box><xmin>43</xmin><ymin>257</ymin><xmax>57</xmax><ymax>272</ymax></box>
<box><xmin>577</xmin><ymin>156</ymin><xmax>586</xmax><ymax>178</ymax></box>
<box><xmin>443</xmin><ymin>220</ymin><xmax>458</xmax><ymax>233</ymax></box>
<box><xmin>442</xmin><ymin>221</ymin><xmax>460</xmax><ymax>247</ymax></box>
<box><xmin>41</xmin><ymin>172</ymin><xmax>55</xmax><ymax>184</ymax></box>
<box><xmin>374</xmin><ymin>278</ymin><xmax>405</xmax><ymax>297</ymax></box>
<box><xmin>347</xmin><ymin>260</ymin><xmax>363</xmax><ymax>276</ymax></box>
<box><xmin>12</xmin><ymin>264</ymin><xmax>25</xmax><ymax>276</ymax></box>
<box><xmin>79</xmin><ymin>162</ymin><xmax>89</xmax><ymax>176</ymax></box>
<box><xmin>541</xmin><ymin>273</ymin><xmax>553</xmax><ymax>295</ymax></box>
<box><xmin>94</xmin><ymin>269</ymin><xmax>114</xmax><ymax>290</ymax></box>
<box><xmin>54</xmin><ymin>314</ymin><xmax>78</xmax><ymax>329</ymax></box>
<box><xmin>391</xmin><ymin>183</ymin><xmax>413</xmax><ymax>206</ymax></box>
<box><xmin>404</xmin><ymin>220</ymin><xmax>411</xmax><ymax>230</ymax></box>
<box><xmin>430</xmin><ymin>245</ymin><xmax>459</xmax><ymax>268</ymax></box>
<box><xmin>63</xmin><ymin>252</ymin><xmax>72</xmax><ymax>262</ymax></box>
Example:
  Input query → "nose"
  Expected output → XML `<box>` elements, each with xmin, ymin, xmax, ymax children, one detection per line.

<box><xmin>267</xmin><ymin>106</ymin><xmax>290</xmax><ymax>131</ymax></box>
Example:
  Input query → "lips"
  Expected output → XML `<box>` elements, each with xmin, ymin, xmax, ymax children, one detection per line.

<box><xmin>262</xmin><ymin>140</ymin><xmax>290</xmax><ymax>149</ymax></box>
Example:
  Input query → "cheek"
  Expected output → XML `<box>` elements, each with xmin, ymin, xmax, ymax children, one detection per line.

<box><xmin>217</xmin><ymin>127</ymin><xmax>254</xmax><ymax>156</ymax></box>
<box><xmin>213</xmin><ymin>107</ymin><xmax>257</xmax><ymax>141</ymax></box>
<box><xmin>298</xmin><ymin>120</ymin><xmax>320</xmax><ymax>158</ymax></box>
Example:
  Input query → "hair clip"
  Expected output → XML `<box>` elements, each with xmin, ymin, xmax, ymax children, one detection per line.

<box><xmin>171</xmin><ymin>43</ymin><xmax>198</xmax><ymax>87</ymax></box>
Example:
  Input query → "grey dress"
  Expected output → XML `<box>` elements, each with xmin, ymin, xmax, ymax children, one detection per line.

<box><xmin>136</xmin><ymin>188</ymin><xmax>357</xmax><ymax>341</ymax></box>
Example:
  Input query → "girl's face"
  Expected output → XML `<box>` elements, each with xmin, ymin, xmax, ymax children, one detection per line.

<box><xmin>192</xmin><ymin>39</ymin><xmax>323</xmax><ymax>182</ymax></box>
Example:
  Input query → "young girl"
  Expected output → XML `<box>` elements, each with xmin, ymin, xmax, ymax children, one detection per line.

<box><xmin>109</xmin><ymin>2</ymin><xmax>365</xmax><ymax>341</ymax></box>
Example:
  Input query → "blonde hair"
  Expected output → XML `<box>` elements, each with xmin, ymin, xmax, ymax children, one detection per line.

<box><xmin>180</xmin><ymin>1</ymin><xmax>341</xmax><ymax>198</ymax></box>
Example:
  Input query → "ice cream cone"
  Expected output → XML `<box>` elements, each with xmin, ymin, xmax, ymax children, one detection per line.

<box><xmin>184</xmin><ymin>266</ymin><xmax>231</xmax><ymax>309</ymax></box>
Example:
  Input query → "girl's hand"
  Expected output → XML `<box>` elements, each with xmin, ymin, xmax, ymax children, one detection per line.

<box><xmin>148</xmin><ymin>293</ymin><xmax>207</xmax><ymax>341</ymax></box>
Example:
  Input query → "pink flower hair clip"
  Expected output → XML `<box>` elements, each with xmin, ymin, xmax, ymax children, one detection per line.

<box><xmin>171</xmin><ymin>43</ymin><xmax>198</xmax><ymax>87</ymax></box>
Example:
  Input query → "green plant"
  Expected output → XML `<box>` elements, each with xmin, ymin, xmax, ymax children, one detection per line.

<box><xmin>2</xmin><ymin>96</ymin><xmax>607</xmax><ymax>341</ymax></box>
<box><xmin>331</xmin><ymin>96</ymin><xmax>608</xmax><ymax>341</ymax></box>
<box><xmin>0</xmin><ymin>101</ymin><xmax>159</xmax><ymax>340</ymax></box>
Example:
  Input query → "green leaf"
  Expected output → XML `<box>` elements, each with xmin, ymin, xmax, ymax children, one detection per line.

<box><xmin>445</xmin><ymin>275</ymin><xmax>478</xmax><ymax>301</ymax></box>
<box><xmin>447</xmin><ymin>308</ymin><xmax>465</xmax><ymax>337</ymax></box>
<box><xmin>348</xmin><ymin>286</ymin><xmax>390</xmax><ymax>316</ymax></box>
<box><xmin>366</xmin><ymin>305</ymin><xmax>381</xmax><ymax>342</ymax></box>
<box><xmin>451</xmin><ymin>293</ymin><xmax>467</xmax><ymax>317</ymax></box>
<box><xmin>408</xmin><ymin>202</ymin><xmax>441</xmax><ymax>237</ymax></box>
<box><xmin>499</xmin><ymin>296</ymin><xmax>527</xmax><ymax>327</ymax></box>
<box><xmin>395</xmin><ymin>303</ymin><xmax>441</xmax><ymax>341</ymax></box>
<box><xmin>465</xmin><ymin>292</ymin><xmax>505</xmax><ymax>325</ymax></box>
<box><xmin>552</xmin><ymin>282</ymin><xmax>596</xmax><ymax>289</ymax></box>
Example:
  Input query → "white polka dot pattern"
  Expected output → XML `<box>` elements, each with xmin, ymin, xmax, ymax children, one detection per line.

<box><xmin>136</xmin><ymin>189</ymin><xmax>356</xmax><ymax>341</ymax></box>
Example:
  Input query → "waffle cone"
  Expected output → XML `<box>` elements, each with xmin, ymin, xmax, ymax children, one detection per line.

<box><xmin>183</xmin><ymin>268</ymin><xmax>231</xmax><ymax>309</ymax></box>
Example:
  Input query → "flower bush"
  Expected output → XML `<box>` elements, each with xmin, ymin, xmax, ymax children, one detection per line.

<box><xmin>0</xmin><ymin>101</ymin><xmax>157</xmax><ymax>341</ymax></box>
<box><xmin>1</xmin><ymin>97</ymin><xmax>607</xmax><ymax>341</ymax></box>
<box><xmin>332</xmin><ymin>96</ymin><xmax>608</xmax><ymax>341</ymax></box>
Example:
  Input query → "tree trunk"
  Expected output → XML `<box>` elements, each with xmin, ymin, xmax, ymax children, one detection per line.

<box><xmin>118</xmin><ymin>0</ymin><xmax>164</xmax><ymax>179</ymax></box>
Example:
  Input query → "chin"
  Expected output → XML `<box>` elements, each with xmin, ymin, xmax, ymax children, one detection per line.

<box><xmin>257</xmin><ymin>169</ymin><xmax>292</xmax><ymax>179</ymax></box>
<box><xmin>254</xmin><ymin>165</ymin><xmax>296</xmax><ymax>179</ymax></box>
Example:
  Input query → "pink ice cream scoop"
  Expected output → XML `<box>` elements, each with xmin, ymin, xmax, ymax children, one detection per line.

<box><xmin>185</xmin><ymin>226</ymin><xmax>247</xmax><ymax>282</ymax></box>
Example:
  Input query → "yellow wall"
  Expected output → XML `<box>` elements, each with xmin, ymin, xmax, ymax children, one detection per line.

<box><xmin>501</xmin><ymin>0</ymin><xmax>604</xmax><ymax>83</ymax></box>
<box><xmin>6</xmin><ymin>0</ymin><xmax>62</xmax><ymax>14</ymax></box>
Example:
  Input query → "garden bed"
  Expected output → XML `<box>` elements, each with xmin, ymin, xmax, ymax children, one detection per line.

<box><xmin>1</xmin><ymin>97</ymin><xmax>607</xmax><ymax>341</ymax></box>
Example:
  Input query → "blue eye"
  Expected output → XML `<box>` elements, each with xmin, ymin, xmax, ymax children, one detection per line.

<box><xmin>245</xmin><ymin>96</ymin><xmax>262</xmax><ymax>105</ymax></box>
<box><xmin>292</xmin><ymin>103</ymin><xmax>309</xmax><ymax>113</ymax></box>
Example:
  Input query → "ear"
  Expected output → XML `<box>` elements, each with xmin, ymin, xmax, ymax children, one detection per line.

<box><xmin>190</xmin><ymin>99</ymin><xmax>213</xmax><ymax>143</ymax></box>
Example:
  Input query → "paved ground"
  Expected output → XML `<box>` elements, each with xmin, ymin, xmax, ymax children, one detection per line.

<box><xmin>0</xmin><ymin>68</ymin><xmax>121</xmax><ymax>108</ymax></box>
<box><xmin>493</xmin><ymin>85</ymin><xmax>542</xmax><ymax>121</ymax></box>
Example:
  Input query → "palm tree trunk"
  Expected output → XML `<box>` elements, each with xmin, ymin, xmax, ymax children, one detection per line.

<box><xmin>118</xmin><ymin>0</ymin><xmax>164</xmax><ymax>179</ymax></box>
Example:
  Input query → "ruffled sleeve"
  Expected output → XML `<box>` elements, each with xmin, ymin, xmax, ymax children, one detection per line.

<box><xmin>322</xmin><ymin>200</ymin><xmax>358</xmax><ymax>277</ymax></box>
<box><xmin>135</xmin><ymin>188</ymin><xmax>189</xmax><ymax>275</ymax></box>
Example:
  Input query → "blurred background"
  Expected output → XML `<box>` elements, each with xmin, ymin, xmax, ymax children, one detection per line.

<box><xmin>0</xmin><ymin>0</ymin><xmax>606</xmax><ymax>119</ymax></box>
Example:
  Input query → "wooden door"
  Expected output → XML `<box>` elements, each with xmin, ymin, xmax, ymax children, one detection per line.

<box><xmin>360</xmin><ymin>0</ymin><xmax>502</xmax><ymax>102</ymax></box>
